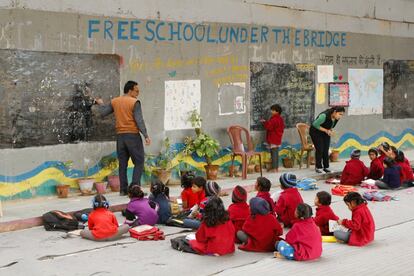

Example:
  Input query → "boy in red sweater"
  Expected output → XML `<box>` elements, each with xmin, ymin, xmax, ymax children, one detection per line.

<box><xmin>314</xmin><ymin>191</ymin><xmax>339</xmax><ymax>235</ymax></box>
<box><xmin>334</xmin><ymin>192</ymin><xmax>375</xmax><ymax>246</ymax></box>
<box><xmin>238</xmin><ymin>197</ymin><xmax>283</xmax><ymax>252</ymax></box>
<box><xmin>228</xmin><ymin>185</ymin><xmax>250</xmax><ymax>243</ymax></box>
<box><xmin>367</xmin><ymin>148</ymin><xmax>384</xmax><ymax>180</ymax></box>
<box><xmin>180</xmin><ymin>174</ymin><xmax>205</xmax><ymax>211</ymax></box>
<box><xmin>260</xmin><ymin>104</ymin><xmax>285</xmax><ymax>172</ymax></box>
<box><xmin>340</xmin><ymin>149</ymin><xmax>369</xmax><ymax>185</ymax></box>
<box><xmin>275</xmin><ymin>203</ymin><xmax>322</xmax><ymax>261</ymax></box>
<box><xmin>255</xmin><ymin>177</ymin><xmax>275</xmax><ymax>215</ymax></box>
<box><xmin>275</xmin><ymin>173</ymin><xmax>304</xmax><ymax>227</ymax></box>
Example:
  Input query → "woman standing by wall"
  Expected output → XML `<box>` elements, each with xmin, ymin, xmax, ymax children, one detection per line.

<box><xmin>310</xmin><ymin>107</ymin><xmax>345</xmax><ymax>173</ymax></box>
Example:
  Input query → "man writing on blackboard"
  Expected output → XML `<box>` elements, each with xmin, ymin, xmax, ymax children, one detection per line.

<box><xmin>95</xmin><ymin>81</ymin><xmax>151</xmax><ymax>196</ymax></box>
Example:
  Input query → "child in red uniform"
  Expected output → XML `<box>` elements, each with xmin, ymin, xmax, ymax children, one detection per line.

<box><xmin>367</xmin><ymin>148</ymin><xmax>384</xmax><ymax>180</ymax></box>
<box><xmin>314</xmin><ymin>191</ymin><xmax>339</xmax><ymax>235</ymax></box>
<box><xmin>275</xmin><ymin>173</ymin><xmax>304</xmax><ymax>227</ymax></box>
<box><xmin>180</xmin><ymin>173</ymin><xmax>205</xmax><ymax>211</ymax></box>
<box><xmin>228</xmin><ymin>185</ymin><xmax>250</xmax><ymax>242</ymax></box>
<box><xmin>81</xmin><ymin>195</ymin><xmax>129</xmax><ymax>241</ymax></box>
<box><xmin>238</xmin><ymin>197</ymin><xmax>283</xmax><ymax>252</ymax></box>
<box><xmin>275</xmin><ymin>203</ymin><xmax>322</xmax><ymax>261</ymax></box>
<box><xmin>334</xmin><ymin>192</ymin><xmax>375</xmax><ymax>246</ymax></box>
<box><xmin>260</xmin><ymin>104</ymin><xmax>285</xmax><ymax>172</ymax></box>
<box><xmin>340</xmin><ymin>149</ymin><xmax>369</xmax><ymax>185</ymax></box>
<box><xmin>255</xmin><ymin>177</ymin><xmax>275</xmax><ymax>214</ymax></box>
<box><xmin>395</xmin><ymin>150</ymin><xmax>414</xmax><ymax>187</ymax></box>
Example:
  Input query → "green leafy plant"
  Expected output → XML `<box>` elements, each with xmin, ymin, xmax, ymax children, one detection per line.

<box><xmin>183</xmin><ymin>133</ymin><xmax>220</xmax><ymax>165</ymax></box>
<box><xmin>284</xmin><ymin>146</ymin><xmax>302</xmax><ymax>163</ymax></box>
<box><xmin>188</xmin><ymin>109</ymin><xmax>202</xmax><ymax>136</ymax></box>
<box><xmin>155</xmin><ymin>137</ymin><xmax>177</xmax><ymax>170</ymax></box>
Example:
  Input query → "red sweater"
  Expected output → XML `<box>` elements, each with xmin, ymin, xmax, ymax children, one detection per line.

<box><xmin>314</xmin><ymin>205</ymin><xmax>339</xmax><ymax>236</ymax></box>
<box><xmin>263</xmin><ymin>113</ymin><xmax>285</xmax><ymax>145</ymax></box>
<box><xmin>341</xmin><ymin>203</ymin><xmax>375</xmax><ymax>246</ymax></box>
<box><xmin>397</xmin><ymin>160</ymin><xmax>414</xmax><ymax>182</ymax></box>
<box><xmin>275</xmin><ymin>188</ymin><xmax>304</xmax><ymax>227</ymax></box>
<box><xmin>368</xmin><ymin>158</ymin><xmax>384</xmax><ymax>180</ymax></box>
<box><xmin>239</xmin><ymin>213</ymin><xmax>283</xmax><ymax>252</ymax></box>
<box><xmin>285</xmin><ymin>218</ymin><xmax>322</xmax><ymax>261</ymax></box>
<box><xmin>190</xmin><ymin>220</ymin><xmax>235</xmax><ymax>256</ymax></box>
<box><xmin>228</xmin><ymin>202</ymin><xmax>250</xmax><ymax>239</ymax></box>
<box><xmin>181</xmin><ymin>188</ymin><xmax>205</xmax><ymax>210</ymax></box>
<box><xmin>87</xmin><ymin>208</ymin><xmax>119</xmax><ymax>240</ymax></box>
<box><xmin>340</xmin><ymin>159</ymin><xmax>369</xmax><ymax>185</ymax></box>
<box><xmin>256</xmin><ymin>191</ymin><xmax>275</xmax><ymax>215</ymax></box>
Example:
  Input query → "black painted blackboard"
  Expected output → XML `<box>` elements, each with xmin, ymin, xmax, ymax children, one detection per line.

<box><xmin>250</xmin><ymin>62</ymin><xmax>315</xmax><ymax>130</ymax></box>
<box><xmin>0</xmin><ymin>50</ymin><xmax>120</xmax><ymax>149</ymax></box>
<box><xmin>383</xmin><ymin>60</ymin><xmax>414</xmax><ymax>119</ymax></box>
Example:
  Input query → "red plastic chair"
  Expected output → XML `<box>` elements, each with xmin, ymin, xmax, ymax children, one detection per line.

<box><xmin>227</xmin><ymin>125</ymin><xmax>262</xmax><ymax>180</ymax></box>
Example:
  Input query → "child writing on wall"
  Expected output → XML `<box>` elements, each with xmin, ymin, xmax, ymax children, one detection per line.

<box><xmin>80</xmin><ymin>195</ymin><xmax>129</xmax><ymax>241</ymax></box>
<box><xmin>238</xmin><ymin>197</ymin><xmax>283</xmax><ymax>252</ymax></box>
<box><xmin>228</xmin><ymin>185</ymin><xmax>250</xmax><ymax>242</ymax></box>
<box><xmin>124</xmin><ymin>185</ymin><xmax>158</xmax><ymax>227</ymax></box>
<box><xmin>340</xmin><ymin>149</ymin><xmax>369</xmax><ymax>185</ymax></box>
<box><xmin>367</xmin><ymin>148</ymin><xmax>384</xmax><ymax>180</ymax></box>
<box><xmin>375</xmin><ymin>157</ymin><xmax>401</xmax><ymax>189</ymax></box>
<box><xmin>274</xmin><ymin>203</ymin><xmax>322</xmax><ymax>261</ymax></box>
<box><xmin>255</xmin><ymin>177</ymin><xmax>275</xmax><ymax>215</ymax></box>
<box><xmin>260</xmin><ymin>104</ymin><xmax>285</xmax><ymax>172</ymax></box>
<box><xmin>275</xmin><ymin>173</ymin><xmax>304</xmax><ymax>227</ymax></box>
<box><xmin>149</xmin><ymin>179</ymin><xmax>171</xmax><ymax>224</ymax></box>
<box><xmin>314</xmin><ymin>191</ymin><xmax>339</xmax><ymax>236</ymax></box>
<box><xmin>334</xmin><ymin>192</ymin><xmax>375</xmax><ymax>246</ymax></box>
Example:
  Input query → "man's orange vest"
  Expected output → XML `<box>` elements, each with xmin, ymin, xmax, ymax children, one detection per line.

<box><xmin>111</xmin><ymin>95</ymin><xmax>139</xmax><ymax>134</ymax></box>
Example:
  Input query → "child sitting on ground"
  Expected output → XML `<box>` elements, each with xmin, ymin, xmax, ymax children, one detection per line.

<box><xmin>340</xmin><ymin>149</ymin><xmax>369</xmax><ymax>185</ymax></box>
<box><xmin>124</xmin><ymin>185</ymin><xmax>158</xmax><ymax>227</ymax></box>
<box><xmin>255</xmin><ymin>177</ymin><xmax>275</xmax><ymax>214</ymax></box>
<box><xmin>274</xmin><ymin>203</ymin><xmax>322</xmax><ymax>261</ymax></box>
<box><xmin>375</xmin><ymin>157</ymin><xmax>401</xmax><ymax>189</ymax></box>
<box><xmin>334</xmin><ymin>192</ymin><xmax>375</xmax><ymax>246</ymax></box>
<box><xmin>228</xmin><ymin>185</ymin><xmax>250</xmax><ymax>242</ymax></box>
<box><xmin>314</xmin><ymin>191</ymin><xmax>339</xmax><ymax>236</ymax></box>
<box><xmin>149</xmin><ymin>179</ymin><xmax>171</xmax><ymax>224</ymax></box>
<box><xmin>395</xmin><ymin>150</ymin><xmax>414</xmax><ymax>187</ymax></box>
<box><xmin>238</xmin><ymin>197</ymin><xmax>283</xmax><ymax>252</ymax></box>
<box><xmin>275</xmin><ymin>173</ymin><xmax>304</xmax><ymax>227</ymax></box>
<box><xmin>80</xmin><ymin>195</ymin><xmax>129</xmax><ymax>241</ymax></box>
<box><xmin>367</xmin><ymin>148</ymin><xmax>384</xmax><ymax>180</ymax></box>
<box><xmin>180</xmin><ymin>171</ymin><xmax>198</xmax><ymax>211</ymax></box>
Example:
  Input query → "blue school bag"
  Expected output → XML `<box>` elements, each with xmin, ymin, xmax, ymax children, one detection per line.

<box><xmin>296</xmin><ymin>178</ymin><xmax>318</xmax><ymax>190</ymax></box>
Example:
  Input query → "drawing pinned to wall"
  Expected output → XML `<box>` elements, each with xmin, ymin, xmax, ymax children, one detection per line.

<box><xmin>218</xmin><ymin>82</ymin><xmax>246</xmax><ymax>116</ymax></box>
<box><xmin>317</xmin><ymin>65</ymin><xmax>334</xmax><ymax>83</ymax></box>
<box><xmin>316</xmin><ymin>83</ymin><xmax>326</xmax><ymax>104</ymax></box>
<box><xmin>328</xmin><ymin>82</ymin><xmax>349</xmax><ymax>107</ymax></box>
<box><xmin>164</xmin><ymin>80</ymin><xmax>201</xmax><ymax>130</ymax></box>
<box><xmin>348</xmin><ymin>69</ymin><xmax>383</xmax><ymax>115</ymax></box>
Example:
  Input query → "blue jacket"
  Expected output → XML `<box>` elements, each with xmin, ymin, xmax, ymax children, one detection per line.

<box><xmin>149</xmin><ymin>193</ymin><xmax>171</xmax><ymax>224</ymax></box>
<box><xmin>382</xmin><ymin>165</ymin><xmax>401</xmax><ymax>189</ymax></box>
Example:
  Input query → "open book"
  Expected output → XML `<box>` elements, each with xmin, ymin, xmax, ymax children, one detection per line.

<box><xmin>329</xmin><ymin>220</ymin><xmax>348</xmax><ymax>232</ymax></box>
<box><xmin>185</xmin><ymin>233</ymin><xmax>196</xmax><ymax>240</ymax></box>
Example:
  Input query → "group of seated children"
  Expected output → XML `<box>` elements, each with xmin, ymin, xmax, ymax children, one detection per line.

<box><xmin>340</xmin><ymin>142</ymin><xmax>413</xmax><ymax>189</ymax></box>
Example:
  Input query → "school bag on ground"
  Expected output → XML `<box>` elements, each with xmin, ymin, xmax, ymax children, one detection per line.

<box><xmin>363</xmin><ymin>191</ymin><xmax>392</xmax><ymax>202</ymax></box>
<box><xmin>331</xmin><ymin>185</ymin><xmax>358</xmax><ymax>196</ymax></box>
<box><xmin>296</xmin><ymin>178</ymin><xmax>318</xmax><ymax>190</ymax></box>
<box><xmin>129</xmin><ymin>225</ymin><xmax>165</xmax><ymax>240</ymax></box>
<box><xmin>42</xmin><ymin>210</ymin><xmax>83</xmax><ymax>232</ymax></box>
<box><xmin>170</xmin><ymin>235</ymin><xmax>197</xmax><ymax>253</ymax></box>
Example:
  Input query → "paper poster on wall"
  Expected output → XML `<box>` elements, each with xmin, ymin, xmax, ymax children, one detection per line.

<box><xmin>218</xmin><ymin>82</ymin><xmax>246</xmax><ymax>116</ymax></box>
<box><xmin>317</xmin><ymin>65</ymin><xmax>334</xmax><ymax>83</ymax></box>
<box><xmin>348</xmin><ymin>69</ymin><xmax>383</xmax><ymax>115</ymax></box>
<box><xmin>328</xmin><ymin>82</ymin><xmax>349</xmax><ymax>107</ymax></box>
<box><xmin>316</xmin><ymin>83</ymin><xmax>326</xmax><ymax>104</ymax></box>
<box><xmin>164</xmin><ymin>80</ymin><xmax>201</xmax><ymax>130</ymax></box>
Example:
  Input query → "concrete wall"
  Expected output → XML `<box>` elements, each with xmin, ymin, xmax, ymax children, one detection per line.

<box><xmin>0</xmin><ymin>1</ymin><xmax>413</xmax><ymax>200</ymax></box>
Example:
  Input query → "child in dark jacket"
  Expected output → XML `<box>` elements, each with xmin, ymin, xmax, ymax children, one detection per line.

<box><xmin>395</xmin><ymin>150</ymin><xmax>414</xmax><ymax>187</ymax></box>
<box><xmin>375</xmin><ymin>157</ymin><xmax>401</xmax><ymax>189</ymax></box>
<box><xmin>334</xmin><ymin>192</ymin><xmax>375</xmax><ymax>246</ymax></box>
<box><xmin>255</xmin><ymin>177</ymin><xmax>275</xmax><ymax>214</ymax></box>
<box><xmin>340</xmin><ymin>149</ymin><xmax>369</xmax><ymax>185</ymax></box>
<box><xmin>81</xmin><ymin>195</ymin><xmax>129</xmax><ymax>241</ymax></box>
<box><xmin>124</xmin><ymin>185</ymin><xmax>158</xmax><ymax>226</ymax></box>
<box><xmin>314</xmin><ymin>191</ymin><xmax>339</xmax><ymax>236</ymax></box>
<box><xmin>260</xmin><ymin>104</ymin><xmax>285</xmax><ymax>172</ymax></box>
<box><xmin>149</xmin><ymin>180</ymin><xmax>171</xmax><ymax>224</ymax></box>
<box><xmin>228</xmin><ymin>185</ymin><xmax>250</xmax><ymax>242</ymax></box>
<box><xmin>275</xmin><ymin>203</ymin><xmax>322</xmax><ymax>261</ymax></box>
<box><xmin>367</xmin><ymin>148</ymin><xmax>384</xmax><ymax>180</ymax></box>
<box><xmin>275</xmin><ymin>174</ymin><xmax>304</xmax><ymax>227</ymax></box>
<box><xmin>238</xmin><ymin>197</ymin><xmax>283</xmax><ymax>252</ymax></box>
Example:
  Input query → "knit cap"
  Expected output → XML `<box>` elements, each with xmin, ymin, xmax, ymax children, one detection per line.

<box><xmin>279</xmin><ymin>172</ymin><xmax>297</xmax><ymax>188</ymax></box>
<box><xmin>351</xmin><ymin>149</ymin><xmax>361</xmax><ymax>159</ymax></box>
<box><xmin>232</xmin><ymin>185</ymin><xmax>247</xmax><ymax>203</ymax></box>
<box><xmin>205</xmin><ymin>181</ymin><xmax>221</xmax><ymax>197</ymax></box>
<box><xmin>249</xmin><ymin>197</ymin><xmax>270</xmax><ymax>215</ymax></box>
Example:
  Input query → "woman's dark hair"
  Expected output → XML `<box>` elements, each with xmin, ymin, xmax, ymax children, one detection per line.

<box><xmin>124</xmin><ymin>80</ymin><xmax>138</xmax><ymax>94</ymax></box>
<box><xmin>203</xmin><ymin>196</ymin><xmax>229</xmax><ymax>227</ymax></box>
<box><xmin>128</xmin><ymin>184</ymin><xmax>144</xmax><ymax>199</ymax></box>
<box><xmin>395</xmin><ymin>149</ymin><xmax>405</xmax><ymax>163</ymax></box>
<box><xmin>180</xmin><ymin>171</ymin><xmax>195</xmax><ymax>189</ymax></box>
<box><xmin>316</xmin><ymin>191</ymin><xmax>332</xmax><ymax>206</ymax></box>
<box><xmin>343</xmin><ymin>192</ymin><xmax>366</xmax><ymax>206</ymax></box>
<box><xmin>256</xmin><ymin>177</ymin><xmax>271</xmax><ymax>192</ymax></box>
<box><xmin>150</xmin><ymin>179</ymin><xmax>170</xmax><ymax>198</ymax></box>
<box><xmin>296</xmin><ymin>203</ymin><xmax>313</xmax><ymax>219</ymax></box>
<box><xmin>192</xmin><ymin>176</ymin><xmax>206</xmax><ymax>188</ymax></box>
<box><xmin>330</xmin><ymin>106</ymin><xmax>346</xmax><ymax>113</ymax></box>
<box><xmin>383</xmin><ymin>157</ymin><xmax>395</xmax><ymax>168</ymax></box>
<box><xmin>368</xmin><ymin>148</ymin><xmax>378</xmax><ymax>157</ymax></box>
<box><xmin>270</xmin><ymin>104</ymin><xmax>282</xmax><ymax>114</ymax></box>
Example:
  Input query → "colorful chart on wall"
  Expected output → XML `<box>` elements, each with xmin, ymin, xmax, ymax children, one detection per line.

<box><xmin>348</xmin><ymin>69</ymin><xmax>383</xmax><ymax>115</ymax></box>
<box><xmin>328</xmin><ymin>82</ymin><xmax>349</xmax><ymax>107</ymax></box>
<box><xmin>218</xmin><ymin>82</ymin><xmax>246</xmax><ymax>116</ymax></box>
<box><xmin>164</xmin><ymin>80</ymin><xmax>201</xmax><ymax>130</ymax></box>
<box><xmin>317</xmin><ymin>65</ymin><xmax>334</xmax><ymax>83</ymax></box>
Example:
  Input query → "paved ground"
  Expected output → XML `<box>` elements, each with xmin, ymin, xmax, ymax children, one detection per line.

<box><xmin>0</xmin><ymin>152</ymin><xmax>413</xmax><ymax>275</ymax></box>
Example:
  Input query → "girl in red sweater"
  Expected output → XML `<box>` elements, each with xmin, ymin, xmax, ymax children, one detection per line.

<box><xmin>368</xmin><ymin>148</ymin><xmax>384</xmax><ymax>180</ymax></box>
<box><xmin>334</xmin><ymin>192</ymin><xmax>375</xmax><ymax>246</ymax></box>
<box><xmin>340</xmin><ymin>149</ymin><xmax>369</xmax><ymax>185</ymax></box>
<box><xmin>260</xmin><ymin>104</ymin><xmax>285</xmax><ymax>172</ymax></box>
<box><xmin>314</xmin><ymin>191</ymin><xmax>339</xmax><ymax>235</ymax></box>
<box><xmin>80</xmin><ymin>195</ymin><xmax>129</xmax><ymax>241</ymax></box>
<box><xmin>275</xmin><ymin>173</ymin><xmax>304</xmax><ymax>227</ymax></box>
<box><xmin>255</xmin><ymin>177</ymin><xmax>275</xmax><ymax>214</ymax></box>
<box><xmin>275</xmin><ymin>203</ymin><xmax>322</xmax><ymax>261</ymax></box>
<box><xmin>228</xmin><ymin>185</ymin><xmax>250</xmax><ymax>243</ymax></box>
<box><xmin>238</xmin><ymin>197</ymin><xmax>283</xmax><ymax>252</ymax></box>
<box><xmin>395</xmin><ymin>150</ymin><xmax>414</xmax><ymax>187</ymax></box>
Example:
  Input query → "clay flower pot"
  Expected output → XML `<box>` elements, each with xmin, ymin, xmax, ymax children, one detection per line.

<box><xmin>78</xmin><ymin>178</ymin><xmax>95</xmax><ymax>195</ymax></box>
<box><xmin>56</xmin><ymin>184</ymin><xmax>70</xmax><ymax>198</ymax></box>
<box><xmin>204</xmin><ymin>164</ymin><xmax>219</xmax><ymax>180</ymax></box>
<box><xmin>107</xmin><ymin>175</ymin><xmax>120</xmax><ymax>192</ymax></box>
<box><xmin>94</xmin><ymin>181</ymin><xmax>107</xmax><ymax>194</ymax></box>
<box><xmin>282</xmin><ymin>158</ymin><xmax>294</xmax><ymax>168</ymax></box>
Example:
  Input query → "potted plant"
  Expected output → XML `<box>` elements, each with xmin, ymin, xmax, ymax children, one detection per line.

<box><xmin>78</xmin><ymin>158</ymin><xmax>95</xmax><ymax>195</ymax></box>
<box><xmin>282</xmin><ymin>146</ymin><xmax>300</xmax><ymax>168</ymax></box>
<box><xmin>94</xmin><ymin>181</ymin><xmax>107</xmax><ymax>194</ymax></box>
<box><xmin>100</xmin><ymin>155</ymin><xmax>120</xmax><ymax>192</ymax></box>
<box><xmin>329</xmin><ymin>132</ymin><xmax>341</xmax><ymax>162</ymax></box>
<box><xmin>183</xmin><ymin>133</ymin><xmax>220</xmax><ymax>180</ymax></box>
<box><xmin>153</xmin><ymin>137</ymin><xmax>176</xmax><ymax>185</ymax></box>
<box><xmin>188</xmin><ymin>109</ymin><xmax>202</xmax><ymax>136</ymax></box>
<box><xmin>55</xmin><ymin>161</ymin><xmax>73</xmax><ymax>198</ymax></box>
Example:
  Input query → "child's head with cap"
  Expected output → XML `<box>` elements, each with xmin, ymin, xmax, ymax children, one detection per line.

<box><xmin>249</xmin><ymin>197</ymin><xmax>270</xmax><ymax>216</ymax></box>
<box><xmin>232</xmin><ymin>185</ymin><xmax>247</xmax><ymax>203</ymax></box>
<box><xmin>350</xmin><ymin>149</ymin><xmax>361</xmax><ymax>159</ymax></box>
<box><xmin>205</xmin><ymin>181</ymin><xmax>221</xmax><ymax>197</ymax></box>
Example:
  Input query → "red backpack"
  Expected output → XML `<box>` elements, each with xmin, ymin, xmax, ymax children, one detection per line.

<box><xmin>129</xmin><ymin>225</ymin><xmax>165</xmax><ymax>241</ymax></box>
